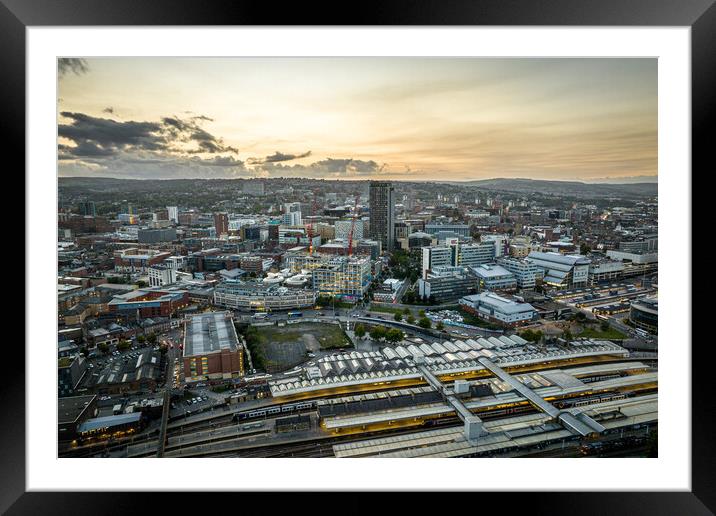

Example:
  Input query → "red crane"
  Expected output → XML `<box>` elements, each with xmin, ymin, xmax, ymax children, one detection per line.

<box><xmin>347</xmin><ymin>193</ymin><xmax>361</xmax><ymax>256</ymax></box>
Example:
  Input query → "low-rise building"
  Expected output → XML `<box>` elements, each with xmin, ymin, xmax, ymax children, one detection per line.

<box><xmin>471</xmin><ymin>264</ymin><xmax>517</xmax><ymax>291</ymax></box>
<box><xmin>213</xmin><ymin>282</ymin><xmax>316</xmax><ymax>311</ymax></box>
<box><xmin>459</xmin><ymin>292</ymin><xmax>537</xmax><ymax>327</ymax></box>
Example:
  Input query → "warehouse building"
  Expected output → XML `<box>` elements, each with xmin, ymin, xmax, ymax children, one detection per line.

<box><xmin>182</xmin><ymin>311</ymin><xmax>245</xmax><ymax>382</ymax></box>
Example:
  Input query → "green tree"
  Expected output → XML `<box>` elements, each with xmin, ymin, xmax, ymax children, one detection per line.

<box><xmin>136</xmin><ymin>334</ymin><xmax>146</xmax><ymax>344</ymax></box>
<box><xmin>385</xmin><ymin>328</ymin><xmax>405</xmax><ymax>343</ymax></box>
<box><xmin>418</xmin><ymin>317</ymin><xmax>432</xmax><ymax>329</ymax></box>
<box><xmin>436</xmin><ymin>321</ymin><xmax>445</xmax><ymax>331</ymax></box>
<box><xmin>403</xmin><ymin>307</ymin><xmax>411</xmax><ymax>315</ymax></box>
<box><xmin>600</xmin><ymin>321</ymin><xmax>610</xmax><ymax>332</ymax></box>
<box><xmin>393</xmin><ymin>313</ymin><xmax>403</xmax><ymax>322</ymax></box>
<box><xmin>563</xmin><ymin>330</ymin><xmax>573</xmax><ymax>341</ymax></box>
<box><xmin>354</xmin><ymin>324</ymin><xmax>366</xmax><ymax>339</ymax></box>
<box><xmin>97</xmin><ymin>342</ymin><xmax>110</xmax><ymax>354</ymax></box>
<box><xmin>406</xmin><ymin>314</ymin><xmax>416</xmax><ymax>325</ymax></box>
<box><xmin>135</xmin><ymin>280</ymin><xmax>148</xmax><ymax>288</ymax></box>
<box><xmin>118</xmin><ymin>339</ymin><xmax>132</xmax><ymax>351</ymax></box>
<box><xmin>369</xmin><ymin>325</ymin><xmax>388</xmax><ymax>341</ymax></box>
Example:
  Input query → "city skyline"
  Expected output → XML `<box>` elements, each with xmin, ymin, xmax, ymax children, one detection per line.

<box><xmin>58</xmin><ymin>57</ymin><xmax>657</xmax><ymax>183</ymax></box>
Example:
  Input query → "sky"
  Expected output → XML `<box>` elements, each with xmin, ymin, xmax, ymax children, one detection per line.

<box><xmin>57</xmin><ymin>57</ymin><xmax>657</xmax><ymax>183</ymax></box>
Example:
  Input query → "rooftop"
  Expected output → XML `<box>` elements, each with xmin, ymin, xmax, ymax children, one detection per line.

<box><xmin>183</xmin><ymin>311</ymin><xmax>239</xmax><ymax>356</ymax></box>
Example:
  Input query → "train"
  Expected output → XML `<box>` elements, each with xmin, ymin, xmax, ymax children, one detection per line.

<box><xmin>233</xmin><ymin>401</ymin><xmax>316</xmax><ymax>422</ymax></box>
<box><xmin>554</xmin><ymin>392</ymin><xmax>628</xmax><ymax>409</ymax></box>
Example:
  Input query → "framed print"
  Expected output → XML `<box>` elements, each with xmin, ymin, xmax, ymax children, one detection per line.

<box><xmin>4</xmin><ymin>0</ymin><xmax>713</xmax><ymax>513</ymax></box>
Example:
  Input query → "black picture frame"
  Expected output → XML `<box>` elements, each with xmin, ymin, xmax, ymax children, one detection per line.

<box><xmin>3</xmin><ymin>0</ymin><xmax>711</xmax><ymax>513</ymax></box>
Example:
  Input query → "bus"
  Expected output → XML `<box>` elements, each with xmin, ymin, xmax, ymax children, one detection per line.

<box><xmin>287</xmin><ymin>312</ymin><xmax>303</xmax><ymax>319</ymax></box>
<box><xmin>252</xmin><ymin>312</ymin><xmax>269</xmax><ymax>320</ymax></box>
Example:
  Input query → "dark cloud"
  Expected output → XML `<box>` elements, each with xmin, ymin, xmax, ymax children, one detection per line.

<box><xmin>58</xmin><ymin>58</ymin><xmax>89</xmax><ymax>77</ymax></box>
<box><xmin>59</xmin><ymin>112</ymin><xmax>238</xmax><ymax>159</ymax></box>
<box><xmin>102</xmin><ymin>107</ymin><xmax>115</xmax><ymax>114</ymax></box>
<box><xmin>248</xmin><ymin>150</ymin><xmax>312</xmax><ymax>165</ymax></box>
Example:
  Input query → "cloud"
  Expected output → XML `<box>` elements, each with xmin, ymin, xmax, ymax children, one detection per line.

<box><xmin>254</xmin><ymin>157</ymin><xmax>388</xmax><ymax>178</ymax></box>
<box><xmin>59</xmin><ymin>111</ymin><xmax>238</xmax><ymax>160</ymax></box>
<box><xmin>58</xmin><ymin>58</ymin><xmax>89</xmax><ymax>77</ymax></box>
<box><xmin>102</xmin><ymin>107</ymin><xmax>115</xmax><ymax>114</ymax></box>
<box><xmin>247</xmin><ymin>150</ymin><xmax>312</xmax><ymax>165</ymax></box>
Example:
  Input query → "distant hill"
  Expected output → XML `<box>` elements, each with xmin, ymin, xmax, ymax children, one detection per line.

<box><xmin>455</xmin><ymin>178</ymin><xmax>657</xmax><ymax>198</ymax></box>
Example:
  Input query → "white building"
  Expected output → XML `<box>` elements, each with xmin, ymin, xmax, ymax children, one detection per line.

<box><xmin>148</xmin><ymin>265</ymin><xmax>177</xmax><ymax>287</ymax></box>
<box><xmin>526</xmin><ymin>251</ymin><xmax>591</xmax><ymax>288</ymax></box>
<box><xmin>459</xmin><ymin>292</ymin><xmax>537</xmax><ymax>327</ymax></box>
<box><xmin>497</xmin><ymin>257</ymin><xmax>543</xmax><ymax>289</ymax></box>
<box><xmin>167</xmin><ymin>206</ymin><xmax>179</xmax><ymax>223</ymax></box>
<box><xmin>312</xmin><ymin>257</ymin><xmax>372</xmax><ymax>299</ymax></box>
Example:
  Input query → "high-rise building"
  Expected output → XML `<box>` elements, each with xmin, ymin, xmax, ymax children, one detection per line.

<box><xmin>368</xmin><ymin>181</ymin><xmax>395</xmax><ymax>252</ymax></box>
<box><xmin>282</xmin><ymin>202</ymin><xmax>302</xmax><ymax>226</ymax></box>
<box><xmin>78</xmin><ymin>201</ymin><xmax>96</xmax><ymax>217</ymax></box>
<box><xmin>167</xmin><ymin>206</ymin><xmax>179</xmax><ymax>223</ymax></box>
<box><xmin>214</xmin><ymin>212</ymin><xmax>229</xmax><ymax>237</ymax></box>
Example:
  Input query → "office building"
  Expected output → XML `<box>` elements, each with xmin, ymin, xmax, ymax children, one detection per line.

<box><xmin>167</xmin><ymin>206</ymin><xmax>179</xmax><ymax>223</ymax></box>
<box><xmin>148</xmin><ymin>265</ymin><xmax>177</xmax><ymax>287</ymax></box>
<box><xmin>214</xmin><ymin>212</ymin><xmax>229</xmax><ymax>237</ymax></box>
<box><xmin>78</xmin><ymin>201</ymin><xmax>96</xmax><ymax>217</ymax></box>
<box><xmin>282</xmin><ymin>202</ymin><xmax>303</xmax><ymax>226</ymax></box>
<box><xmin>629</xmin><ymin>297</ymin><xmax>658</xmax><ymax>335</ymax></box>
<box><xmin>138</xmin><ymin>227</ymin><xmax>177</xmax><ymax>244</ymax></box>
<box><xmin>497</xmin><ymin>257</ymin><xmax>543</xmax><ymax>289</ymax></box>
<box><xmin>113</xmin><ymin>248</ymin><xmax>171</xmax><ymax>273</ymax></box>
<box><xmin>312</xmin><ymin>256</ymin><xmax>372</xmax><ymax>299</ymax></box>
<box><xmin>368</xmin><ymin>181</ymin><xmax>395</xmax><ymax>252</ymax></box>
<box><xmin>526</xmin><ymin>251</ymin><xmax>591</xmax><ymax>288</ymax></box>
<box><xmin>418</xmin><ymin>267</ymin><xmax>479</xmax><ymax>303</ymax></box>
<box><xmin>471</xmin><ymin>264</ymin><xmax>517</xmax><ymax>291</ymax></box>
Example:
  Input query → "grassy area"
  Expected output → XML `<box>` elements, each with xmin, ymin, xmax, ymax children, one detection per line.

<box><xmin>369</xmin><ymin>304</ymin><xmax>412</xmax><ymax>316</ymax></box>
<box><xmin>577</xmin><ymin>327</ymin><xmax>627</xmax><ymax>340</ymax></box>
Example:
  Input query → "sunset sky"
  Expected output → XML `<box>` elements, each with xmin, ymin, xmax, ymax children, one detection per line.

<box><xmin>58</xmin><ymin>57</ymin><xmax>657</xmax><ymax>182</ymax></box>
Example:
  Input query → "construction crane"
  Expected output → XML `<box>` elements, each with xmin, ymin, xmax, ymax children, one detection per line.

<box><xmin>347</xmin><ymin>193</ymin><xmax>361</xmax><ymax>256</ymax></box>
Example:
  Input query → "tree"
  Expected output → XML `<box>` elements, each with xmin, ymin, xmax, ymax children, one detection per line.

<box><xmin>79</xmin><ymin>346</ymin><xmax>88</xmax><ymax>357</ymax></box>
<box><xmin>354</xmin><ymin>324</ymin><xmax>366</xmax><ymax>339</ymax></box>
<box><xmin>600</xmin><ymin>321</ymin><xmax>610</xmax><ymax>332</ymax></box>
<box><xmin>97</xmin><ymin>342</ymin><xmax>110</xmax><ymax>354</ymax></box>
<box><xmin>394</xmin><ymin>313</ymin><xmax>403</xmax><ymax>322</ymax></box>
<box><xmin>369</xmin><ymin>325</ymin><xmax>388</xmax><ymax>341</ymax></box>
<box><xmin>418</xmin><ymin>310</ymin><xmax>425</xmax><ymax>318</ymax></box>
<box><xmin>406</xmin><ymin>314</ymin><xmax>416</xmax><ymax>325</ymax></box>
<box><xmin>118</xmin><ymin>339</ymin><xmax>132</xmax><ymax>351</ymax></box>
<box><xmin>147</xmin><ymin>333</ymin><xmax>157</xmax><ymax>344</ymax></box>
<box><xmin>563</xmin><ymin>330</ymin><xmax>573</xmax><ymax>342</ymax></box>
<box><xmin>436</xmin><ymin>321</ymin><xmax>445</xmax><ymax>331</ymax></box>
<box><xmin>136</xmin><ymin>334</ymin><xmax>146</xmax><ymax>343</ymax></box>
<box><xmin>579</xmin><ymin>243</ymin><xmax>591</xmax><ymax>255</ymax></box>
<box><xmin>386</xmin><ymin>328</ymin><xmax>405</xmax><ymax>343</ymax></box>
<box><xmin>403</xmin><ymin>307</ymin><xmax>411</xmax><ymax>315</ymax></box>
<box><xmin>520</xmin><ymin>329</ymin><xmax>544</xmax><ymax>343</ymax></box>
<box><xmin>135</xmin><ymin>280</ymin><xmax>148</xmax><ymax>288</ymax></box>
<box><xmin>418</xmin><ymin>317</ymin><xmax>432</xmax><ymax>329</ymax></box>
